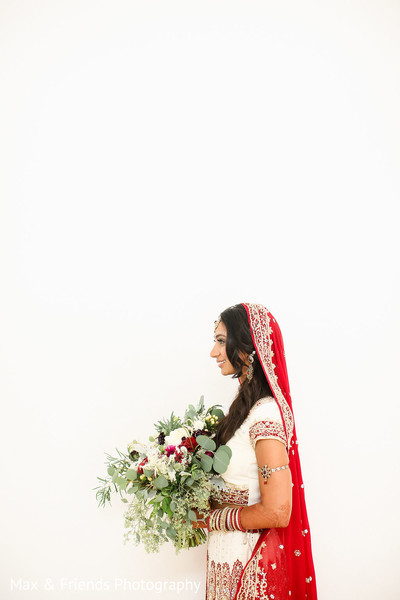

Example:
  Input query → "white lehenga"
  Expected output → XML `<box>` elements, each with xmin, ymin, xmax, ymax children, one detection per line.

<box><xmin>206</xmin><ymin>397</ymin><xmax>287</xmax><ymax>600</ymax></box>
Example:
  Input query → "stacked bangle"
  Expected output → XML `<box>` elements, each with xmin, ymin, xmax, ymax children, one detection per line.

<box><xmin>207</xmin><ymin>507</ymin><xmax>245</xmax><ymax>533</ymax></box>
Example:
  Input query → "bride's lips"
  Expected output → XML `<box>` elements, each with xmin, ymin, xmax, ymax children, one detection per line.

<box><xmin>217</xmin><ymin>360</ymin><xmax>226</xmax><ymax>368</ymax></box>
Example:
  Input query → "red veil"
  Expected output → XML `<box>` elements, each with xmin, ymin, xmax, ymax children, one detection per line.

<box><xmin>234</xmin><ymin>303</ymin><xmax>317</xmax><ymax>600</ymax></box>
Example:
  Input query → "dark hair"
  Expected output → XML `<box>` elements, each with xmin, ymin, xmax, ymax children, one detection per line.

<box><xmin>214</xmin><ymin>304</ymin><xmax>273</xmax><ymax>446</ymax></box>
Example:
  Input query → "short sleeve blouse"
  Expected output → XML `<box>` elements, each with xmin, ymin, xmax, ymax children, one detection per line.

<box><xmin>214</xmin><ymin>396</ymin><xmax>287</xmax><ymax>507</ymax></box>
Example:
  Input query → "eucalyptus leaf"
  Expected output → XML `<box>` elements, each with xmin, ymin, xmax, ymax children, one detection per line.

<box><xmin>210</xmin><ymin>408</ymin><xmax>224</xmax><ymax>420</ymax></box>
<box><xmin>185</xmin><ymin>476</ymin><xmax>194</xmax><ymax>486</ymax></box>
<box><xmin>125</xmin><ymin>469</ymin><xmax>138</xmax><ymax>480</ymax></box>
<box><xmin>154</xmin><ymin>475</ymin><xmax>169</xmax><ymax>489</ymax></box>
<box><xmin>196</xmin><ymin>435</ymin><xmax>216</xmax><ymax>451</ymax></box>
<box><xmin>213</xmin><ymin>449</ymin><xmax>231</xmax><ymax>470</ymax></box>
<box><xmin>166</xmin><ymin>526</ymin><xmax>176</xmax><ymax>540</ymax></box>
<box><xmin>170</xmin><ymin>500</ymin><xmax>176</xmax><ymax>512</ymax></box>
<box><xmin>200</xmin><ymin>454</ymin><xmax>213</xmax><ymax>472</ymax></box>
<box><xmin>107</xmin><ymin>466</ymin><xmax>115</xmax><ymax>476</ymax></box>
<box><xmin>217</xmin><ymin>444</ymin><xmax>232</xmax><ymax>459</ymax></box>
<box><xmin>121</xmin><ymin>498</ymin><xmax>128</xmax><ymax>503</ymax></box>
<box><xmin>116</xmin><ymin>476</ymin><xmax>128</xmax><ymax>490</ymax></box>
<box><xmin>212</xmin><ymin>453</ymin><xmax>229</xmax><ymax>474</ymax></box>
<box><xmin>197</xmin><ymin>395</ymin><xmax>205</xmax><ymax>412</ymax></box>
<box><xmin>188</xmin><ymin>510</ymin><xmax>197</xmax><ymax>521</ymax></box>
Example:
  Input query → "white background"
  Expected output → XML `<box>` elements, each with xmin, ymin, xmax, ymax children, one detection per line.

<box><xmin>1</xmin><ymin>1</ymin><xmax>399</xmax><ymax>599</ymax></box>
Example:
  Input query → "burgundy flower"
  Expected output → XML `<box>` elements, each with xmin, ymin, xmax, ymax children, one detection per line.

<box><xmin>174</xmin><ymin>449</ymin><xmax>184</xmax><ymax>463</ymax></box>
<box><xmin>205</xmin><ymin>451</ymin><xmax>214</xmax><ymax>458</ymax></box>
<box><xmin>137</xmin><ymin>457</ymin><xmax>148</xmax><ymax>475</ymax></box>
<box><xmin>193</xmin><ymin>429</ymin><xmax>209</xmax><ymax>438</ymax></box>
<box><xmin>165</xmin><ymin>444</ymin><xmax>176</xmax><ymax>457</ymax></box>
<box><xmin>179</xmin><ymin>436</ymin><xmax>198</xmax><ymax>452</ymax></box>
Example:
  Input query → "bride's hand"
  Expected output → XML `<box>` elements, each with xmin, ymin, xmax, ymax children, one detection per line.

<box><xmin>191</xmin><ymin>508</ymin><xmax>208</xmax><ymax>529</ymax></box>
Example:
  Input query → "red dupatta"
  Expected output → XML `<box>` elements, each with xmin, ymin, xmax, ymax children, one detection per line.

<box><xmin>234</xmin><ymin>303</ymin><xmax>317</xmax><ymax>600</ymax></box>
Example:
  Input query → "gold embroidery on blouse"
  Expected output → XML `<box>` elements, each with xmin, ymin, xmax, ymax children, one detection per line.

<box><xmin>249</xmin><ymin>420</ymin><xmax>287</xmax><ymax>449</ymax></box>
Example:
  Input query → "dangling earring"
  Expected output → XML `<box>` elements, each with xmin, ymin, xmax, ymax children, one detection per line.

<box><xmin>247</xmin><ymin>350</ymin><xmax>256</xmax><ymax>382</ymax></box>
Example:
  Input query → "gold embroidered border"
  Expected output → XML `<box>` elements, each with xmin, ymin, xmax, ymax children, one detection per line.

<box><xmin>207</xmin><ymin>558</ymin><xmax>244</xmax><ymax>600</ymax></box>
<box><xmin>243</xmin><ymin>304</ymin><xmax>294</xmax><ymax>449</ymax></box>
<box><xmin>249</xmin><ymin>420</ymin><xmax>287</xmax><ymax>449</ymax></box>
<box><xmin>210</xmin><ymin>483</ymin><xmax>249</xmax><ymax>507</ymax></box>
<box><xmin>218</xmin><ymin>486</ymin><xmax>249</xmax><ymax>506</ymax></box>
<box><xmin>234</xmin><ymin>541</ymin><xmax>268</xmax><ymax>600</ymax></box>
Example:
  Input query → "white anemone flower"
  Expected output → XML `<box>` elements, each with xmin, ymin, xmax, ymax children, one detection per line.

<box><xmin>165</xmin><ymin>427</ymin><xmax>188</xmax><ymax>446</ymax></box>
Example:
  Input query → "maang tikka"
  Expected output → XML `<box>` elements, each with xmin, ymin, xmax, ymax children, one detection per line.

<box><xmin>247</xmin><ymin>350</ymin><xmax>256</xmax><ymax>381</ymax></box>
<box><xmin>214</xmin><ymin>316</ymin><xmax>221</xmax><ymax>332</ymax></box>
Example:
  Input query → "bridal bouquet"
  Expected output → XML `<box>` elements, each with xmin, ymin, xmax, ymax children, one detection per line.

<box><xmin>95</xmin><ymin>396</ymin><xmax>231</xmax><ymax>553</ymax></box>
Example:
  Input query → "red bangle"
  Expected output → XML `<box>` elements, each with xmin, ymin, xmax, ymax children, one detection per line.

<box><xmin>236</xmin><ymin>507</ymin><xmax>245</xmax><ymax>532</ymax></box>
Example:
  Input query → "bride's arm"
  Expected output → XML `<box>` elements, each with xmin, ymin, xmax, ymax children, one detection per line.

<box><xmin>194</xmin><ymin>439</ymin><xmax>292</xmax><ymax>530</ymax></box>
<box><xmin>239</xmin><ymin>438</ymin><xmax>292</xmax><ymax>530</ymax></box>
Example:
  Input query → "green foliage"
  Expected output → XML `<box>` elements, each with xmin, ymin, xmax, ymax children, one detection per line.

<box><xmin>196</xmin><ymin>435</ymin><xmax>216</xmax><ymax>451</ymax></box>
<box><xmin>96</xmin><ymin>396</ymin><xmax>230</xmax><ymax>553</ymax></box>
<box><xmin>218</xmin><ymin>444</ymin><xmax>232</xmax><ymax>459</ymax></box>
<box><xmin>125</xmin><ymin>469</ymin><xmax>138</xmax><ymax>480</ymax></box>
<box><xmin>116</xmin><ymin>476</ymin><xmax>128</xmax><ymax>490</ymax></box>
<box><xmin>154</xmin><ymin>412</ymin><xmax>183</xmax><ymax>435</ymax></box>
<box><xmin>94</xmin><ymin>448</ymin><xmax>132</xmax><ymax>507</ymax></box>
<box><xmin>212</xmin><ymin>447</ymin><xmax>231</xmax><ymax>474</ymax></box>
<box><xmin>166</xmin><ymin>526</ymin><xmax>176</xmax><ymax>540</ymax></box>
<box><xmin>184</xmin><ymin>404</ymin><xmax>198</xmax><ymax>422</ymax></box>
<box><xmin>210</xmin><ymin>408</ymin><xmax>224</xmax><ymax>421</ymax></box>
<box><xmin>200</xmin><ymin>454</ymin><xmax>213</xmax><ymax>472</ymax></box>
<box><xmin>153</xmin><ymin>475</ymin><xmax>169</xmax><ymax>489</ymax></box>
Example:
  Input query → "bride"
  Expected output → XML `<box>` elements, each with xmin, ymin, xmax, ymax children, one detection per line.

<box><xmin>195</xmin><ymin>303</ymin><xmax>317</xmax><ymax>600</ymax></box>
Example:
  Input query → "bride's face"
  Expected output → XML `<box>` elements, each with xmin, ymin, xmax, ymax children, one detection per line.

<box><xmin>210</xmin><ymin>322</ymin><xmax>236</xmax><ymax>376</ymax></box>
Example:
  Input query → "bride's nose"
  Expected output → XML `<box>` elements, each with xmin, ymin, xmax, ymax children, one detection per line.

<box><xmin>210</xmin><ymin>343</ymin><xmax>219</xmax><ymax>358</ymax></box>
